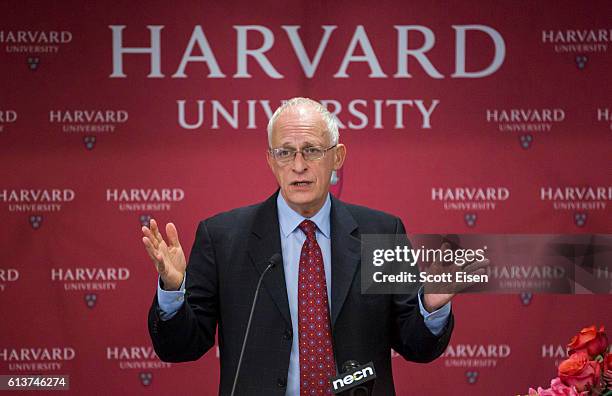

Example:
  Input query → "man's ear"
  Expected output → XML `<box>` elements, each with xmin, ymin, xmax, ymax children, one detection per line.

<box><xmin>333</xmin><ymin>143</ymin><xmax>346</xmax><ymax>170</ymax></box>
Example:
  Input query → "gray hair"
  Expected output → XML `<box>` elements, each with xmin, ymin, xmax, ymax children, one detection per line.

<box><xmin>267</xmin><ymin>97</ymin><xmax>339</xmax><ymax>147</ymax></box>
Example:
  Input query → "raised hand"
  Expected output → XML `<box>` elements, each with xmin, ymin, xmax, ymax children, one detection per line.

<box><xmin>142</xmin><ymin>219</ymin><xmax>186</xmax><ymax>291</ymax></box>
<box><xmin>422</xmin><ymin>242</ymin><xmax>489</xmax><ymax>312</ymax></box>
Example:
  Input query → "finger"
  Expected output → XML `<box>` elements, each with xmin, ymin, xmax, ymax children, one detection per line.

<box><xmin>150</xmin><ymin>219</ymin><xmax>165</xmax><ymax>245</ymax></box>
<box><xmin>144</xmin><ymin>237</ymin><xmax>167</xmax><ymax>272</ymax></box>
<box><xmin>143</xmin><ymin>237</ymin><xmax>164</xmax><ymax>264</ymax></box>
<box><xmin>142</xmin><ymin>237</ymin><xmax>158</xmax><ymax>261</ymax></box>
<box><xmin>142</xmin><ymin>226</ymin><xmax>159</xmax><ymax>249</ymax></box>
<box><xmin>158</xmin><ymin>241</ymin><xmax>173</xmax><ymax>273</ymax></box>
<box><xmin>464</xmin><ymin>258</ymin><xmax>490</xmax><ymax>273</ymax></box>
<box><xmin>463</xmin><ymin>267</ymin><xmax>487</xmax><ymax>282</ymax></box>
<box><xmin>464</xmin><ymin>268</ymin><xmax>487</xmax><ymax>289</ymax></box>
<box><xmin>142</xmin><ymin>237</ymin><xmax>165</xmax><ymax>273</ymax></box>
<box><xmin>436</xmin><ymin>242</ymin><xmax>453</xmax><ymax>266</ymax></box>
<box><xmin>471</xmin><ymin>268</ymin><xmax>486</xmax><ymax>276</ymax></box>
<box><xmin>166</xmin><ymin>222</ymin><xmax>181</xmax><ymax>248</ymax></box>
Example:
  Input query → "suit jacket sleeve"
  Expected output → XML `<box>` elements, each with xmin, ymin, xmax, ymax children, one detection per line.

<box><xmin>389</xmin><ymin>217</ymin><xmax>454</xmax><ymax>363</ymax></box>
<box><xmin>148</xmin><ymin>219</ymin><xmax>219</xmax><ymax>362</ymax></box>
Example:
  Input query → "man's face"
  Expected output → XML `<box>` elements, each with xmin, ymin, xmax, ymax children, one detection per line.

<box><xmin>267</xmin><ymin>105</ymin><xmax>346</xmax><ymax>217</ymax></box>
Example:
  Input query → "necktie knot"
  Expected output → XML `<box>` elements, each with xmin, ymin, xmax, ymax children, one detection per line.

<box><xmin>298</xmin><ymin>219</ymin><xmax>317</xmax><ymax>240</ymax></box>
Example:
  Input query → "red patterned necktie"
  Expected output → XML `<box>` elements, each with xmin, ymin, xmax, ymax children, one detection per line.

<box><xmin>297</xmin><ymin>219</ymin><xmax>336</xmax><ymax>395</ymax></box>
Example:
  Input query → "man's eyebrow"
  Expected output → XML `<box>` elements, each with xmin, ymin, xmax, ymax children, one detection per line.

<box><xmin>279</xmin><ymin>142</ymin><xmax>319</xmax><ymax>149</ymax></box>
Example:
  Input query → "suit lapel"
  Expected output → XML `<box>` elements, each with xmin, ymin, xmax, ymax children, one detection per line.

<box><xmin>329</xmin><ymin>195</ymin><xmax>361</xmax><ymax>328</ymax></box>
<box><xmin>247</xmin><ymin>191</ymin><xmax>291</xmax><ymax>326</ymax></box>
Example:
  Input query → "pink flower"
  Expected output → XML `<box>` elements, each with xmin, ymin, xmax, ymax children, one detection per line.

<box><xmin>528</xmin><ymin>377</ymin><xmax>589</xmax><ymax>396</ymax></box>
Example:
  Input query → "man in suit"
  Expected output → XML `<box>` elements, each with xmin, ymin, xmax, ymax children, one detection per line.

<box><xmin>143</xmin><ymin>98</ymin><xmax>455</xmax><ymax>395</ymax></box>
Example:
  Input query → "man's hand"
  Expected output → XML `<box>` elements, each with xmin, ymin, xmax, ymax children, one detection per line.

<box><xmin>141</xmin><ymin>219</ymin><xmax>186</xmax><ymax>291</ymax></box>
<box><xmin>422</xmin><ymin>242</ymin><xmax>489</xmax><ymax>312</ymax></box>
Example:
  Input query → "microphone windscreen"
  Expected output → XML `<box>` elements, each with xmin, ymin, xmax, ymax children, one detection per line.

<box><xmin>269</xmin><ymin>253</ymin><xmax>282</xmax><ymax>268</ymax></box>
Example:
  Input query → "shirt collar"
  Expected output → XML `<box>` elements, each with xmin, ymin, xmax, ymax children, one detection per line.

<box><xmin>277</xmin><ymin>191</ymin><xmax>331</xmax><ymax>239</ymax></box>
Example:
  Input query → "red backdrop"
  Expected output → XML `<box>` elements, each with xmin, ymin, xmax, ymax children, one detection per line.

<box><xmin>1</xmin><ymin>0</ymin><xmax>611</xmax><ymax>394</ymax></box>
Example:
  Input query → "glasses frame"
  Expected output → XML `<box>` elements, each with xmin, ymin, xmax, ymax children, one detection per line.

<box><xmin>268</xmin><ymin>144</ymin><xmax>338</xmax><ymax>164</ymax></box>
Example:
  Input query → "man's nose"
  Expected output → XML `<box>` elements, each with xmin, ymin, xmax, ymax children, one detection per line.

<box><xmin>291</xmin><ymin>152</ymin><xmax>308</xmax><ymax>172</ymax></box>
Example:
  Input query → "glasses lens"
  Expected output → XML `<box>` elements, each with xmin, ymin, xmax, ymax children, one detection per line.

<box><xmin>275</xmin><ymin>149</ymin><xmax>295</xmax><ymax>163</ymax></box>
<box><xmin>303</xmin><ymin>147</ymin><xmax>324</xmax><ymax>161</ymax></box>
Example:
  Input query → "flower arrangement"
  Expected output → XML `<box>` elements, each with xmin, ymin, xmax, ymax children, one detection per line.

<box><xmin>528</xmin><ymin>325</ymin><xmax>612</xmax><ymax>396</ymax></box>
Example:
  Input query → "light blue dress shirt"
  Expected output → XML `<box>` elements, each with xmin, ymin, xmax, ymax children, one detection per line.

<box><xmin>157</xmin><ymin>192</ymin><xmax>451</xmax><ymax>396</ymax></box>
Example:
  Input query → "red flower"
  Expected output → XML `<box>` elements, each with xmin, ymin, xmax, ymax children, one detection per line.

<box><xmin>558</xmin><ymin>351</ymin><xmax>601</xmax><ymax>392</ymax></box>
<box><xmin>605</xmin><ymin>352</ymin><xmax>612</xmax><ymax>372</ymax></box>
<box><xmin>567</xmin><ymin>325</ymin><xmax>608</xmax><ymax>357</ymax></box>
<box><xmin>603</xmin><ymin>352</ymin><xmax>612</xmax><ymax>389</ymax></box>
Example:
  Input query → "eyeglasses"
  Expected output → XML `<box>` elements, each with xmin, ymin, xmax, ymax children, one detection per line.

<box><xmin>268</xmin><ymin>144</ymin><xmax>337</xmax><ymax>164</ymax></box>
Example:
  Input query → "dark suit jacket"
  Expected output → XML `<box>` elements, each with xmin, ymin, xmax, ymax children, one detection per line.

<box><xmin>148</xmin><ymin>191</ymin><xmax>453</xmax><ymax>395</ymax></box>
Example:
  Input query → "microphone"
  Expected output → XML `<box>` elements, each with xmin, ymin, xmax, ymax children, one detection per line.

<box><xmin>230</xmin><ymin>253</ymin><xmax>282</xmax><ymax>396</ymax></box>
<box><xmin>330</xmin><ymin>360</ymin><xmax>377</xmax><ymax>395</ymax></box>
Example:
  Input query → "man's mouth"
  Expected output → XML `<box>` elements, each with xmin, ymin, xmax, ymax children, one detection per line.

<box><xmin>291</xmin><ymin>181</ymin><xmax>313</xmax><ymax>187</ymax></box>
